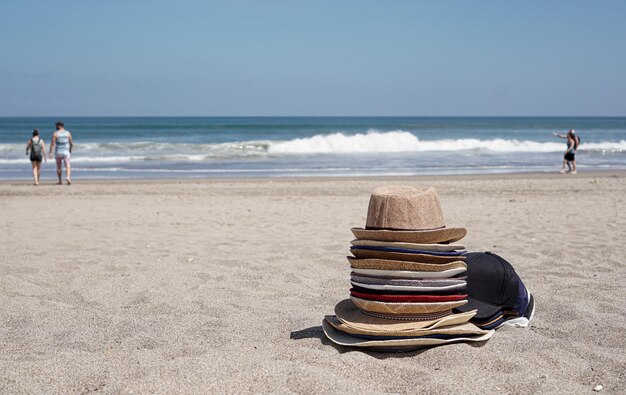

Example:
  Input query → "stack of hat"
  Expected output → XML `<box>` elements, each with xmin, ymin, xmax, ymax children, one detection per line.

<box><xmin>323</xmin><ymin>186</ymin><xmax>495</xmax><ymax>351</ymax></box>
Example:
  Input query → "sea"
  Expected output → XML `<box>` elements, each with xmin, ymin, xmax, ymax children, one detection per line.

<box><xmin>1</xmin><ymin>117</ymin><xmax>625</xmax><ymax>179</ymax></box>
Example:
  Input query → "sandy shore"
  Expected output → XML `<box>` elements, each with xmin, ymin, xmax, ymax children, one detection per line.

<box><xmin>1</xmin><ymin>171</ymin><xmax>625</xmax><ymax>393</ymax></box>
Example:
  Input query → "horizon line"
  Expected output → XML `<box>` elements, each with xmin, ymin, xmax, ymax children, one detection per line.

<box><xmin>1</xmin><ymin>115</ymin><xmax>626</xmax><ymax>118</ymax></box>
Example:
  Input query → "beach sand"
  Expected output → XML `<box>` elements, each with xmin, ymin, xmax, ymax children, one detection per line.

<box><xmin>1</xmin><ymin>171</ymin><xmax>625</xmax><ymax>393</ymax></box>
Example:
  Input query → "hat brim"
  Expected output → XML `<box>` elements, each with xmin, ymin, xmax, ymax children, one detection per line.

<box><xmin>351</xmin><ymin>227</ymin><xmax>467</xmax><ymax>244</ymax></box>
<box><xmin>350</xmin><ymin>289</ymin><xmax>468</xmax><ymax>303</ymax></box>
<box><xmin>322</xmin><ymin>319</ymin><xmax>494</xmax><ymax>351</ymax></box>
<box><xmin>334</xmin><ymin>299</ymin><xmax>476</xmax><ymax>331</ymax></box>
<box><xmin>457</xmin><ymin>287</ymin><xmax>535</xmax><ymax>323</ymax></box>
<box><xmin>351</xmin><ymin>239</ymin><xmax>465</xmax><ymax>251</ymax></box>
<box><xmin>351</xmin><ymin>281</ymin><xmax>466</xmax><ymax>293</ymax></box>
<box><xmin>454</xmin><ymin>297</ymin><xmax>504</xmax><ymax>321</ymax></box>
<box><xmin>325</xmin><ymin>315</ymin><xmax>490</xmax><ymax>338</ymax></box>
<box><xmin>348</xmin><ymin>257</ymin><xmax>467</xmax><ymax>272</ymax></box>
<box><xmin>351</xmin><ymin>296</ymin><xmax>467</xmax><ymax>315</ymax></box>
<box><xmin>350</xmin><ymin>274</ymin><xmax>466</xmax><ymax>288</ymax></box>
<box><xmin>351</xmin><ymin>267</ymin><xmax>466</xmax><ymax>279</ymax></box>
<box><xmin>350</xmin><ymin>249</ymin><xmax>464</xmax><ymax>263</ymax></box>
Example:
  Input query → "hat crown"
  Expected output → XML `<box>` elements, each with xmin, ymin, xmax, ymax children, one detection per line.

<box><xmin>365</xmin><ymin>186</ymin><xmax>445</xmax><ymax>231</ymax></box>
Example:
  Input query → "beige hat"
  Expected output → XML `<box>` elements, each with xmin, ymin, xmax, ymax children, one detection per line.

<box><xmin>325</xmin><ymin>315</ymin><xmax>490</xmax><ymax>338</ymax></box>
<box><xmin>348</xmin><ymin>257</ymin><xmax>467</xmax><ymax>272</ymax></box>
<box><xmin>334</xmin><ymin>298</ymin><xmax>476</xmax><ymax>331</ymax></box>
<box><xmin>351</xmin><ymin>239</ymin><xmax>465</xmax><ymax>252</ymax></box>
<box><xmin>322</xmin><ymin>319</ymin><xmax>494</xmax><ymax>350</ymax></box>
<box><xmin>351</xmin><ymin>267</ymin><xmax>466</xmax><ymax>279</ymax></box>
<box><xmin>351</xmin><ymin>186</ymin><xmax>466</xmax><ymax>244</ymax></box>
<box><xmin>351</xmin><ymin>296</ymin><xmax>467</xmax><ymax>315</ymax></box>
<box><xmin>351</xmin><ymin>248</ymin><xmax>464</xmax><ymax>263</ymax></box>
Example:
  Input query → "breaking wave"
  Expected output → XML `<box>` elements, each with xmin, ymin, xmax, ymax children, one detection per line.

<box><xmin>267</xmin><ymin>130</ymin><xmax>626</xmax><ymax>154</ymax></box>
<box><xmin>0</xmin><ymin>130</ymin><xmax>624</xmax><ymax>165</ymax></box>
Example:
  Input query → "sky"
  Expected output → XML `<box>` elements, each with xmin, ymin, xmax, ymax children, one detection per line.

<box><xmin>1</xmin><ymin>1</ymin><xmax>625</xmax><ymax>116</ymax></box>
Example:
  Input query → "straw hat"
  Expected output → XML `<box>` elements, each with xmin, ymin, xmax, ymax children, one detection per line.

<box><xmin>334</xmin><ymin>299</ymin><xmax>476</xmax><ymax>331</ymax></box>
<box><xmin>325</xmin><ymin>315</ymin><xmax>490</xmax><ymax>338</ymax></box>
<box><xmin>350</xmin><ymin>274</ymin><xmax>466</xmax><ymax>288</ymax></box>
<box><xmin>351</xmin><ymin>239</ymin><xmax>465</xmax><ymax>252</ymax></box>
<box><xmin>351</xmin><ymin>186</ymin><xmax>466</xmax><ymax>244</ymax></box>
<box><xmin>350</xmin><ymin>248</ymin><xmax>464</xmax><ymax>263</ymax></box>
<box><xmin>350</xmin><ymin>288</ymin><xmax>468</xmax><ymax>303</ymax></box>
<box><xmin>351</xmin><ymin>281</ymin><xmax>466</xmax><ymax>293</ymax></box>
<box><xmin>351</xmin><ymin>267</ymin><xmax>466</xmax><ymax>279</ymax></box>
<box><xmin>348</xmin><ymin>257</ymin><xmax>467</xmax><ymax>272</ymax></box>
<box><xmin>322</xmin><ymin>319</ymin><xmax>494</xmax><ymax>351</ymax></box>
<box><xmin>351</xmin><ymin>296</ymin><xmax>467</xmax><ymax>315</ymax></box>
<box><xmin>364</xmin><ymin>309</ymin><xmax>455</xmax><ymax>321</ymax></box>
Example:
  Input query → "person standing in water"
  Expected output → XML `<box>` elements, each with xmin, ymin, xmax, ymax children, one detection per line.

<box><xmin>49</xmin><ymin>121</ymin><xmax>74</xmax><ymax>185</ymax></box>
<box><xmin>25</xmin><ymin>129</ymin><xmax>47</xmax><ymax>185</ymax></box>
<box><xmin>553</xmin><ymin>129</ymin><xmax>580</xmax><ymax>174</ymax></box>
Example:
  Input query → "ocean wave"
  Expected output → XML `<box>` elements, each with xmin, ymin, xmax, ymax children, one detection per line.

<box><xmin>0</xmin><ymin>131</ymin><xmax>624</xmax><ymax>165</ymax></box>
<box><xmin>268</xmin><ymin>131</ymin><xmax>626</xmax><ymax>154</ymax></box>
<box><xmin>0</xmin><ymin>155</ymin><xmax>225</xmax><ymax>164</ymax></box>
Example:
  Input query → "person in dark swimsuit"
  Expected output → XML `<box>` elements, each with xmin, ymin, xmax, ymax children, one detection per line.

<box><xmin>25</xmin><ymin>129</ymin><xmax>47</xmax><ymax>185</ymax></box>
<box><xmin>553</xmin><ymin>129</ymin><xmax>579</xmax><ymax>174</ymax></box>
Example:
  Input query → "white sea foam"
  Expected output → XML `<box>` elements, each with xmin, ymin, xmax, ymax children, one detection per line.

<box><xmin>268</xmin><ymin>131</ymin><xmax>626</xmax><ymax>154</ymax></box>
<box><xmin>0</xmin><ymin>132</ymin><xmax>624</xmax><ymax>165</ymax></box>
<box><xmin>0</xmin><ymin>158</ymin><xmax>30</xmax><ymax>164</ymax></box>
<box><xmin>268</xmin><ymin>130</ymin><xmax>419</xmax><ymax>153</ymax></box>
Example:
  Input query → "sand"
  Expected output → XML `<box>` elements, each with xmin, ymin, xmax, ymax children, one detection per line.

<box><xmin>1</xmin><ymin>171</ymin><xmax>625</xmax><ymax>394</ymax></box>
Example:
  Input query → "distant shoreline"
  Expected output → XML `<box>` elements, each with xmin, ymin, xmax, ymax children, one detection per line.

<box><xmin>2</xmin><ymin>115</ymin><xmax>626</xmax><ymax>119</ymax></box>
<box><xmin>1</xmin><ymin>169</ymin><xmax>623</xmax><ymax>186</ymax></box>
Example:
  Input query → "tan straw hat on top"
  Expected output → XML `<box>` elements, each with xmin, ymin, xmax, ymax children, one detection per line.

<box><xmin>351</xmin><ymin>186</ymin><xmax>466</xmax><ymax>244</ymax></box>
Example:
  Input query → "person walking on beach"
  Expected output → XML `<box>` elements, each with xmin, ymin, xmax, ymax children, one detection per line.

<box><xmin>25</xmin><ymin>129</ymin><xmax>47</xmax><ymax>185</ymax></box>
<box><xmin>49</xmin><ymin>121</ymin><xmax>74</xmax><ymax>185</ymax></box>
<box><xmin>553</xmin><ymin>129</ymin><xmax>580</xmax><ymax>174</ymax></box>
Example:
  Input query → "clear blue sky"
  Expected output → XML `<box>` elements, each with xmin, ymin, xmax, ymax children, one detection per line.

<box><xmin>1</xmin><ymin>1</ymin><xmax>625</xmax><ymax>116</ymax></box>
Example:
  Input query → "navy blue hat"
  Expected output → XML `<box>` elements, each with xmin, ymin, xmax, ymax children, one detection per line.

<box><xmin>455</xmin><ymin>252</ymin><xmax>531</xmax><ymax>321</ymax></box>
